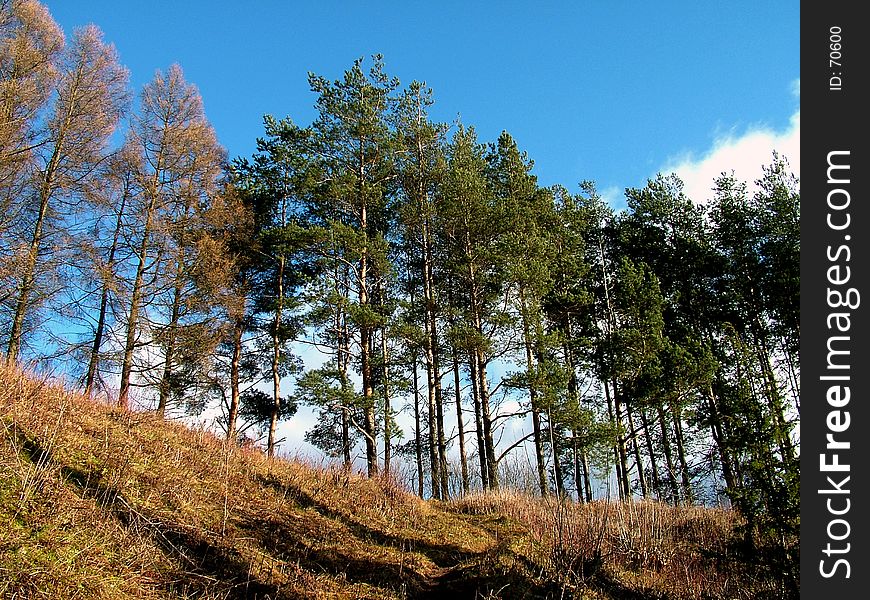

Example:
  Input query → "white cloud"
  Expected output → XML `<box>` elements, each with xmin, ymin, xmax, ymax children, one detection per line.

<box><xmin>662</xmin><ymin>81</ymin><xmax>800</xmax><ymax>204</ymax></box>
<box><xmin>599</xmin><ymin>185</ymin><xmax>624</xmax><ymax>211</ymax></box>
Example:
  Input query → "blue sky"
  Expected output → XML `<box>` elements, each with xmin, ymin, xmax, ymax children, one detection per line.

<box><xmin>43</xmin><ymin>1</ymin><xmax>799</xmax><ymax>204</ymax></box>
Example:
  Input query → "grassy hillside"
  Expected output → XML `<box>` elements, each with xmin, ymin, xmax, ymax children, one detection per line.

<box><xmin>1</xmin><ymin>362</ymin><xmax>783</xmax><ymax>599</ymax></box>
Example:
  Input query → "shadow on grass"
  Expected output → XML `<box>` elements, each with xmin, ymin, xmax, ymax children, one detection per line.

<box><xmin>16</xmin><ymin>430</ymin><xmax>299</xmax><ymax>599</ymax></box>
<box><xmin>254</xmin><ymin>472</ymin><xmax>480</xmax><ymax>567</ymax></box>
<box><xmin>15</xmin><ymin>427</ymin><xmax>559</xmax><ymax>599</ymax></box>
<box><xmin>251</xmin><ymin>473</ymin><xmax>561</xmax><ymax>599</ymax></box>
<box><xmin>238</xmin><ymin>509</ymin><xmax>434</xmax><ymax>597</ymax></box>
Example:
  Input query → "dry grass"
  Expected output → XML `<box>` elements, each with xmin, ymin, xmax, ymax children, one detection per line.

<box><xmin>0</xmin><ymin>362</ymin><xmax>493</xmax><ymax>599</ymax></box>
<box><xmin>450</xmin><ymin>490</ymin><xmax>788</xmax><ymax>599</ymax></box>
<box><xmin>0</xmin><ymin>361</ymin><xmax>790</xmax><ymax>599</ymax></box>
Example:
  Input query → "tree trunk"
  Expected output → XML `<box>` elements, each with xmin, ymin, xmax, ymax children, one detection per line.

<box><xmin>422</xmin><ymin>215</ymin><xmax>442</xmax><ymax>497</ymax></box>
<box><xmin>226</xmin><ymin>315</ymin><xmax>243</xmax><ymax>441</ymax></box>
<box><xmin>464</xmin><ymin>246</ymin><xmax>497</xmax><ymax>490</ymax></box>
<box><xmin>337</xmin><ymin>268</ymin><xmax>352</xmax><ymax>469</ymax></box>
<box><xmin>436</xmin><ymin>382</ymin><xmax>449</xmax><ymax>498</ymax></box>
<box><xmin>427</xmin><ymin>355</ymin><xmax>441</xmax><ymax>499</ymax></box>
<box><xmin>6</xmin><ymin>74</ymin><xmax>76</xmax><ymax>361</ymax></box>
<box><xmin>548</xmin><ymin>408</ymin><xmax>566</xmax><ymax>496</ymax></box>
<box><xmin>753</xmin><ymin>329</ymin><xmax>795</xmax><ymax>462</ymax></box>
<box><xmin>382</xmin><ymin>327</ymin><xmax>391</xmax><ymax>474</ymax></box>
<box><xmin>476</xmin><ymin>350</ymin><xmax>498</xmax><ymax>489</ymax></box>
<box><xmin>361</xmin><ymin>327</ymin><xmax>378</xmax><ymax>475</ymax></box>
<box><xmin>119</xmin><ymin>193</ymin><xmax>158</xmax><ymax>409</ymax></box>
<box><xmin>607</xmin><ymin>379</ymin><xmax>631</xmax><ymax>499</ymax></box>
<box><xmin>640</xmin><ymin>408</ymin><xmax>662</xmax><ymax>500</ymax></box>
<box><xmin>358</xmin><ymin>163</ymin><xmax>378</xmax><ymax>477</ymax></box>
<box><xmin>581</xmin><ymin>448</ymin><xmax>593</xmax><ymax>502</ymax></box>
<box><xmin>268</xmin><ymin>251</ymin><xmax>285</xmax><ymax>458</ymax></box>
<box><xmin>572</xmin><ymin>433</ymin><xmax>583</xmax><ymax>502</ymax></box>
<box><xmin>157</xmin><ymin>258</ymin><xmax>185</xmax><ymax>418</ymax></box>
<box><xmin>452</xmin><ymin>350</ymin><xmax>469</xmax><ymax>495</ymax></box>
<box><xmin>85</xmin><ymin>188</ymin><xmax>128</xmax><ymax>395</ymax></box>
<box><xmin>657</xmin><ymin>405</ymin><xmax>680</xmax><ymax>505</ymax></box>
<box><xmin>519</xmin><ymin>289</ymin><xmax>548</xmax><ymax>496</ymax></box>
<box><xmin>469</xmin><ymin>353</ymin><xmax>488</xmax><ymax>490</ymax></box>
<box><xmin>671</xmin><ymin>402</ymin><xmax>693</xmax><ymax>505</ymax></box>
<box><xmin>602</xmin><ymin>379</ymin><xmax>623</xmax><ymax>500</ymax></box>
<box><xmin>626</xmin><ymin>402</ymin><xmax>648</xmax><ymax>498</ymax></box>
<box><xmin>705</xmin><ymin>383</ymin><xmax>737</xmax><ymax>493</ymax></box>
<box><xmin>6</xmin><ymin>152</ymin><xmax>59</xmax><ymax>361</ymax></box>
<box><xmin>413</xmin><ymin>353</ymin><xmax>424</xmax><ymax>497</ymax></box>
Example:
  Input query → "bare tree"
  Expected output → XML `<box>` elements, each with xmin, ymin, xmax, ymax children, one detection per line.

<box><xmin>5</xmin><ymin>23</ymin><xmax>127</xmax><ymax>361</ymax></box>
<box><xmin>118</xmin><ymin>65</ymin><xmax>222</xmax><ymax>409</ymax></box>
<box><xmin>0</xmin><ymin>0</ymin><xmax>62</xmax><ymax>338</ymax></box>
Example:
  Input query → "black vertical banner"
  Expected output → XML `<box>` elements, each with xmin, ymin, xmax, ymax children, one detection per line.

<box><xmin>801</xmin><ymin>3</ymin><xmax>868</xmax><ymax>597</ymax></box>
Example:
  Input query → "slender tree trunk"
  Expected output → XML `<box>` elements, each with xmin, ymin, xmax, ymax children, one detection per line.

<box><xmin>469</xmin><ymin>353</ymin><xmax>488</xmax><ymax>490</ymax></box>
<box><xmin>581</xmin><ymin>449</ymin><xmax>593</xmax><ymax>502</ymax></box>
<box><xmin>657</xmin><ymin>405</ymin><xmax>680</xmax><ymax>504</ymax></box>
<box><xmin>753</xmin><ymin>329</ymin><xmax>795</xmax><ymax>462</ymax></box>
<box><xmin>781</xmin><ymin>336</ymin><xmax>800</xmax><ymax>414</ymax></box>
<box><xmin>626</xmin><ymin>403</ymin><xmax>648</xmax><ymax>498</ymax></box>
<box><xmin>337</xmin><ymin>266</ymin><xmax>352</xmax><ymax>469</ymax></box>
<box><xmin>671</xmin><ymin>402</ymin><xmax>693</xmax><ymax>505</ymax></box>
<box><xmin>477</xmin><ymin>350</ymin><xmax>498</xmax><ymax>489</ymax></box>
<box><xmin>6</xmin><ymin>83</ymin><xmax>75</xmax><ymax>361</ymax></box>
<box><xmin>531</xmin><ymin>408</ymin><xmax>548</xmax><ymax>496</ymax></box>
<box><xmin>452</xmin><ymin>349</ymin><xmax>469</xmax><ymax>495</ymax></box>
<box><xmin>361</xmin><ymin>326</ymin><xmax>378</xmax><ymax>475</ymax></box>
<box><xmin>436</xmin><ymin>383</ymin><xmax>449</xmax><ymax>498</ymax></box>
<box><xmin>382</xmin><ymin>327</ymin><xmax>391</xmax><ymax>474</ymax></box>
<box><xmin>563</xmin><ymin>323</ymin><xmax>586</xmax><ymax>501</ymax></box>
<box><xmin>157</xmin><ymin>258</ymin><xmax>185</xmax><ymax>418</ymax></box>
<box><xmin>358</xmin><ymin>165</ymin><xmax>378</xmax><ymax>477</ymax></box>
<box><xmin>85</xmin><ymin>189</ymin><xmax>128</xmax><ymax>394</ymax></box>
<box><xmin>427</xmin><ymin>356</ymin><xmax>441</xmax><ymax>499</ymax></box>
<box><xmin>464</xmin><ymin>246</ymin><xmax>497</xmax><ymax>490</ymax></box>
<box><xmin>596</xmin><ymin>233</ymin><xmax>630</xmax><ymax>500</ymax></box>
<box><xmin>268</xmin><ymin>251</ymin><xmax>284</xmax><ymax>458</ymax></box>
<box><xmin>640</xmin><ymin>408</ymin><xmax>661</xmax><ymax>499</ymax></box>
<box><xmin>705</xmin><ymin>383</ymin><xmax>737</xmax><ymax>493</ymax></box>
<box><xmin>413</xmin><ymin>353</ymin><xmax>424</xmax><ymax>497</ymax></box>
<box><xmin>6</xmin><ymin>158</ymin><xmax>58</xmax><ymax>361</ymax></box>
<box><xmin>602</xmin><ymin>379</ymin><xmax>623</xmax><ymax>500</ymax></box>
<box><xmin>422</xmin><ymin>215</ymin><xmax>442</xmax><ymax>497</ymax></box>
<box><xmin>548</xmin><ymin>408</ymin><xmax>566</xmax><ymax>496</ymax></box>
<box><xmin>119</xmin><ymin>193</ymin><xmax>158</xmax><ymax>409</ymax></box>
<box><xmin>572</xmin><ymin>434</ymin><xmax>583</xmax><ymax>502</ymax></box>
<box><xmin>607</xmin><ymin>380</ymin><xmax>631</xmax><ymax>499</ymax></box>
<box><xmin>226</xmin><ymin>315</ymin><xmax>243</xmax><ymax>441</ymax></box>
<box><xmin>158</xmin><ymin>192</ymin><xmax>197</xmax><ymax>417</ymax></box>
<box><xmin>519</xmin><ymin>289</ymin><xmax>548</xmax><ymax>496</ymax></box>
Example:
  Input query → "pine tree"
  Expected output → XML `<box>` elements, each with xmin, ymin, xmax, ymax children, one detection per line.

<box><xmin>487</xmin><ymin>131</ymin><xmax>553</xmax><ymax>496</ymax></box>
<box><xmin>393</xmin><ymin>80</ymin><xmax>450</xmax><ymax>496</ymax></box>
<box><xmin>439</xmin><ymin>125</ymin><xmax>508</xmax><ymax>489</ymax></box>
<box><xmin>304</xmin><ymin>55</ymin><xmax>399</xmax><ymax>475</ymax></box>
<box><xmin>233</xmin><ymin>116</ymin><xmax>312</xmax><ymax>456</ymax></box>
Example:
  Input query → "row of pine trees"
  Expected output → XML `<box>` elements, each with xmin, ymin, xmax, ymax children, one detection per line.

<box><xmin>2</xmin><ymin>1</ymin><xmax>798</xmax><ymax>561</ymax></box>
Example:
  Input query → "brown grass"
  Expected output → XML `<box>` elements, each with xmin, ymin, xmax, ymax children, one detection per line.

<box><xmin>449</xmin><ymin>489</ymin><xmax>787</xmax><ymax>599</ymax></box>
<box><xmin>0</xmin><ymin>361</ymin><xmax>788</xmax><ymax>599</ymax></box>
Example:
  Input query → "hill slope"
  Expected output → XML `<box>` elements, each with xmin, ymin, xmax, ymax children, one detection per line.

<box><xmin>1</xmin><ymin>362</ymin><xmax>778</xmax><ymax>599</ymax></box>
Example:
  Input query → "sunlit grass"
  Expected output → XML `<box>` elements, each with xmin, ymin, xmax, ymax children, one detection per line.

<box><xmin>1</xmin><ymin>361</ymin><xmax>789</xmax><ymax>599</ymax></box>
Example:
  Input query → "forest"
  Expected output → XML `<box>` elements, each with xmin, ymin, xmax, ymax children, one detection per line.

<box><xmin>1</xmin><ymin>0</ymin><xmax>799</xmax><ymax>592</ymax></box>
